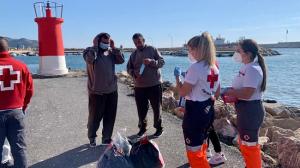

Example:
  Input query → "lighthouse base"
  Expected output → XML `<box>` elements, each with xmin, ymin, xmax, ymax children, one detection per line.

<box><xmin>39</xmin><ymin>56</ymin><xmax>69</xmax><ymax>76</ymax></box>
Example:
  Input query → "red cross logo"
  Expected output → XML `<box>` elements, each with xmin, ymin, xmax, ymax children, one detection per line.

<box><xmin>0</xmin><ymin>65</ymin><xmax>21</xmax><ymax>91</ymax></box>
<box><xmin>207</xmin><ymin>69</ymin><xmax>218</xmax><ymax>88</ymax></box>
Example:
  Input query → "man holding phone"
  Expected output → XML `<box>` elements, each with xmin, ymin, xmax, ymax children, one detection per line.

<box><xmin>83</xmin><ymin>33</ymin><xmax>124</xmax><ymax>147</ymax></box>
<box><xmin>127</xmin><ymin>33</ymin><xmax>165</xmax><ymax>138</ymax></box>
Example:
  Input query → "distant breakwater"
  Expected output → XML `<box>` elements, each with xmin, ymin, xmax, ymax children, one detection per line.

<box><xmin>9</xmin><ymin>46</ymin><xmax>281</xmax><ymax>57</ymax></box>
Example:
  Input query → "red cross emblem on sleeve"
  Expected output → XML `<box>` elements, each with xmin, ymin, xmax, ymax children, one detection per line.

<box><xmin>0</xmin><ymin>65</ymin><xmax>21</xmax><ymax>91</ymax></box>
<box><xmin>207</xmin><ymin>69</ymin><xmax>218</xmax><ymax>88</ymax></box>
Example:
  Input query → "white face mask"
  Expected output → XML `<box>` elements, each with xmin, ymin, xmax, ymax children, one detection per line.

<box><xmin>232</xmin><ymin>52</ymin><xmax>243</xmax><ymax>63</ymax></box>
<box><xmin>188</xmin><ymin>53</ymin><xmax>197</xmax><ymax>63</ymax></box>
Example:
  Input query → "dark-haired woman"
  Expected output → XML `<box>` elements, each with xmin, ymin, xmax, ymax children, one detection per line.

<box><xmin>223</xmin><ymin>39</ymin><xmax>267</xmax><ymax>168</ymax></box>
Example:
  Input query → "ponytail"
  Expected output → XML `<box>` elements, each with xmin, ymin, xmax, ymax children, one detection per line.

<box><xmin>239</xmin><ymin>39</ymin><xmax>267</xmax><ymax>92</ymax></box>
<box><xmin>187</xmin><ymin>32</ymin><xmax>216</xmax><ymax>66</ymax></box>
<box><xmin>257</xmin><ymin>52</ymin><xmax>267</xmax><ymax>91</ymax></box>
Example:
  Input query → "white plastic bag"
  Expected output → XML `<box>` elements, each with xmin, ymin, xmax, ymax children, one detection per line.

<box><xmin>97</xmin><ymin>132</ymin><xmax>133</xmax><ymax>168</ymax></box>
<box><xmin>1</xmin><ymin>139</ymin><xmax>13</xmax><ymax>164</ymax></box>
<box><xmin>112</xmin><ymin>132</ymin><xmax>132</xmax><ymax>156</ymax></box>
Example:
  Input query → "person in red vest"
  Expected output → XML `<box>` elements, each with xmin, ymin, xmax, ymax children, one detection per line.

<box><xmin>0</xmin><ymin>37</ymin><xmax>34</xmax><ymax>168</ymax></box>
<box><xmin>223</xmin><ymin>39</ymin><xmax>267</xmax><ymax>168</ymax></box>
<box><xmin>174</xmin><ymin>32</ymin><xmax>220</xmax><ymax>168</ymax></box>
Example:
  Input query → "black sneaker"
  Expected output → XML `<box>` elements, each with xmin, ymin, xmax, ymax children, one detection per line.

<box><xmin>153</xmin><ymin>129</ymin><xmax>164</xmax><ymax>138</ymax></box>
<box><xmin>101</xmin><ymin>139</ymin><xmax>112</xmax><ymax>145</ymax></box>
<box><xmin>89</xmin><ymin>139</ymin><xmax>96</xmax><ymax>147</ymax></box>
<box><xmin>137</xmin><ymin>129</ymin><xmax>146</xmax><ymax>138</ymax></box>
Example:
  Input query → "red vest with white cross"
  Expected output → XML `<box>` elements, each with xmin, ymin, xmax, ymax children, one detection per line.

<box><xmin>0</xmin><ymin>51</ymin><xmax>34</xmax><ymax>110</ymax></box>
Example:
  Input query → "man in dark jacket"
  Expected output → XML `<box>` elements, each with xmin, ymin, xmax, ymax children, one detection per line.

<box><xmin>127</xmin><ymin>33</ymin><xmax>165</xmax><ymax>138</ymax></box>
<box><xmin>0</xmin><ymin>37</ymin><xmax>34</xmax><ymax>168</ymax></box>
<box><xmin>83</xmin><ymin>33</ymin><xmax>124</xmax><ymax>147</ymax></box>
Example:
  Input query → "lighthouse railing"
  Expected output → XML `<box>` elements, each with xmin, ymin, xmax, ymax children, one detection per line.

<box><xmin>34</xmin><ymin>1</ymin><xmax>63</xmax><ymax>18</ymax></box>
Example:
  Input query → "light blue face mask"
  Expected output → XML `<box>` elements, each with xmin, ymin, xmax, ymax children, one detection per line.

<box><xmin>99</xmin><ymin>42</ymin><xmax>110</xmax><ymax>50</ymax></box>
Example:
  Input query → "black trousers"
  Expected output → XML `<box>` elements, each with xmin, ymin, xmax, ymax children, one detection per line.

<box><xmin>207</xmin><ymin>100</ymin><xmax>222</xmax><ymax>153</ymax></box>
<box><xmin>207</xmin><ymin>126</ymin><xmax>222</xmax><ymax>153</ymax></box>
<box><xmin>87</xmin><ymin>91</ymin><xmax>118</xmax><ymax>142</ymax></box>
<box><xmin>134</xmin><ymin>84</ymin><xmax>163</xmax><ymax>131</ymax></box>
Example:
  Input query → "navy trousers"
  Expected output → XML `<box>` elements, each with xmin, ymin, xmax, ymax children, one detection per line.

<box><xmin>183</xmin><ymin>99</ymin><xmax>214</xmax><ymax>148</ymax></box>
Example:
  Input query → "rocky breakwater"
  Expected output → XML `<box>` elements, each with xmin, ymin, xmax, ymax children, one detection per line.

<box><xmin>211</xmin><ymin>101</ymin><xmax>300</xmax><ymax>168</ymax></box>
<box><xmin>260</xmin><ymin>47</ymin><xmax>281</xmax><ymax>56</ymax></box>
<box><xmin>117</xmin><ymin>71</ymin><xmax>300</xmax><ymax>168</ymax></box>
<box><xmin>116</xmin><ymin>71</ymin><xmax>178</xmax><ymax>112</ymax></box>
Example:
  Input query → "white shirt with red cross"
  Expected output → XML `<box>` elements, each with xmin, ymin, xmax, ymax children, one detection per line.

<box><xmin>232</xmin><ymin>61</ymin><xmax>263</xmax><ymax>100</ymax></box>
<box><xmin>184</xmin><ymin>61</ymin><xmax>220</xmax><ymax>102</ymax></box>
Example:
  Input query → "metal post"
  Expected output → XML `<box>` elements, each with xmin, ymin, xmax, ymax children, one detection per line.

<box><xmin>168</xmin><ymin>34</ymin><xmax>173</xmax><ymax>48</ymax></box>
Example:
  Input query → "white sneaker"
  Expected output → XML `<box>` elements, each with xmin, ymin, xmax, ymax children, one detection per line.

<box><xmin>209</xmin><ymin>153</ymin><xmax>227</xmax><ymax>165</ymax></box>
<box><xmin>207</xmin><ymin>149</ymin><xmax>212</xmax><ymax>158</ymax></box>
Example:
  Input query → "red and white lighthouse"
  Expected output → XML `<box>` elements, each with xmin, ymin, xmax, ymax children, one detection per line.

<box><xmin>34</xmin><ymin>1</ymin><xmax>68</xmax><ymax>76</ymax></box>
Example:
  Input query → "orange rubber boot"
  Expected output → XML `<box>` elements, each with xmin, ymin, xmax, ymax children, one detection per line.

<box><xmin>201</xmin><ymin>143</ymin><xmax>208</xmax><ymax>158</ymax></box>
<box><xmin>239</xmin><ymin>143</ymin><xmax>262</xmax><ymax>168</ymax></box>
<box><xmin>187</xmin><ymin>146</ymin><xmax>210</xmax><ymax>168</ymax></box>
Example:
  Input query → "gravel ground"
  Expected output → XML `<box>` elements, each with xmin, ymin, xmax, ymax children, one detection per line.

<box><xmin>26</xmin><ymin>77</ymin><xmax>244</xmax><ymax>168</ymax></box>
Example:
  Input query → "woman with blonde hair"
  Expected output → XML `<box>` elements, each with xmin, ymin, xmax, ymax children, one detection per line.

<box><xmin>174</xmin><ymin>32</ymin><xmax>220</xmax><ymax>168</ymax></box>
<box><xmin>223</xmin><ymin>39</ymin><xmax>267</xmax><ymax>168</ymax></box>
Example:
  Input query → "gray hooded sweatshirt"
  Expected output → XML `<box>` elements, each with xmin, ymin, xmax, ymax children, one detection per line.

<box><xmin>127</xmin><ymin>45</ymin><xmax>165</xmax><ymax>88</ymax></box>
<box><xmin>83</xmin><ymin>47</ymin><xmax>124</xmax><ymax>94</ymax></box>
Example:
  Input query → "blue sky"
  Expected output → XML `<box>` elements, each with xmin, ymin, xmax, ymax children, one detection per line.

<box><xmin>1</xmin><ymin>0</ymin><xmax>300</xmax><ymax>48</ymax></box>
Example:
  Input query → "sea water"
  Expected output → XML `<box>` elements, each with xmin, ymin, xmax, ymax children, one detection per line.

<box><xmin>15</xmin><ymin>48</ymin><xmax>300</xmax><ymax>107</ymax></box>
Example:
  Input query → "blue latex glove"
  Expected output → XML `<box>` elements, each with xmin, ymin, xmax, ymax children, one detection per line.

<box><xmin>174</xmin><ymin>66</ymin><xmax>181</xmax><ymax>77</ymax></box>
<box><xmin>139</xmin><ymin>64</ymin><xmax>145</xmax><ymax>75</ymax></box>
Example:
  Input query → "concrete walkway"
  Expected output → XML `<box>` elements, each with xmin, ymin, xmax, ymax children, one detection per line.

<box><xmin>26</xmin><ymin>77</ymin><xmax>244</xmax><ymax>168</ymax></box>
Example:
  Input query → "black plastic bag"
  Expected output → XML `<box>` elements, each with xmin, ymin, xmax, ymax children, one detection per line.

<box><xmin>130</xmin><ymin>137</ymin><xmax>165</xmax><ymax>168</ymax></box>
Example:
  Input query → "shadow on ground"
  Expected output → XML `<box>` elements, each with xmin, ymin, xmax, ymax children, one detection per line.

<box><xmin>127</xmin><ymin>134</ymin><xmax>160</xmax><ymax>144</ymax></box>
<box><xmin>29</xmin><ymin>144</ymin><xmax>107</xmax><ymax>168</ymax></box>
<box><xmin>176</xmin><ymin>163</ymin><xmax>190</xmax><ymax>168</ymax></box>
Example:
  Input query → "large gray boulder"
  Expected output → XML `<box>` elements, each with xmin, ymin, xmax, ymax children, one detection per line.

<box><xmin>272</xmin><ymin>118</ymin><xmax>300</xmax><ymax>131</ymax></box>
<box><xmin>295</xmin><ymin>128</ymin><xmax>300</xmax><ymax>139</ymax></box>
<box><xmin>261</xmin><ymin>151</ymin><xmax>279</xmax><ymax>168</ymax></box>
<box><xmin>262</xmin><ymin>142</ymin><xmax>278</xmax><ymax>159</ymax></box>
<box><xmin>213</xmin><ymin>118</ymin><xmax>238</xmax><ymax>138</ymax></box>
<box><xmin>162</xmin><ymin>91</ymin><xmax>177</xmax><ymax>112</ymax></box>
<box><xmin>214</xmin><ymin>101</ymin><xmax>234</xmax><ymax>119</ymax></box>
<box><xmin>266</xmin><ymin>126</ymin><xmax>295</xmax><ymax>142</ymax></box>
<box><xmin>264</xmin><ymin>103</ymin><xmax>296</xmax><ymax>118</ymax></box>
<box><xmin>278</xmin><ymin>137</ymin><xmax>300</xmax><ymax>168</ymax></box>
<box><xmin>262</xmin><ymin>118</ymin><xmax>300</xmax><ymax>132</ymax></box>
